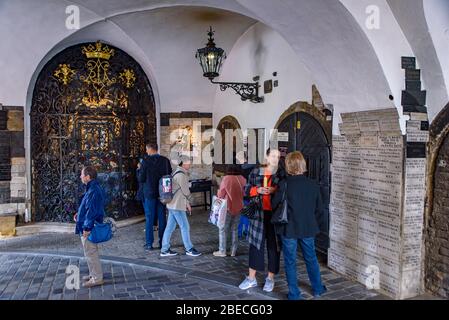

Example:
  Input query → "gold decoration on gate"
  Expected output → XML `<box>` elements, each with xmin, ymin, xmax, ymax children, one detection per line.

<box><xmin>80</xmin><ymin>41</ymin><xmax>117</xmax><ymax>108</ymax></box>
<box><xmin>119</xmin><ymin>69</ymin><xmax>136</xmax><ymax>88</ymax></box>
<box><xmin>54</xmin><ymin>64</ymin><xmax>76</xmax><ymax>85</ymax></box>
<box><xmin>81</xmin><ymin>41</ymin><xmax>115</xmax><ymax>60</ymax></box>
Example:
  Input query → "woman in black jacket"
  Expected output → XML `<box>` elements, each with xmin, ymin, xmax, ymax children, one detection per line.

<box><xmin>271</xmin><ymin>151</ymin><xmax>327</xmax><ymax>300</ymax></box>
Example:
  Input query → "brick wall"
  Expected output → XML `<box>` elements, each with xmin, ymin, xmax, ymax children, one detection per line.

<box><xmin>426</xmin><ymin>133</ymin><xmax>449</xmax><ymax>298</ymax></box>
<box><xmin>0</xmin><ymin>105</ymin><xmax>26</xmax><ymax>220</ymax></box>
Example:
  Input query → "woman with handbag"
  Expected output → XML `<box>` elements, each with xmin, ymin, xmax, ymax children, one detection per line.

<box><xmin>271</xmin><ymin>151</ymin><xmax>327</xmax><ymax>300</ymax></box>
<box><xmin>213</xmin><ymin>165</ymin><xmax>247</xmax><ymax>257</ymax></box>
<box><xmin>238</xmin><ymin>148</ymin><xmax>285</xmax><ymax>292</ymax></box>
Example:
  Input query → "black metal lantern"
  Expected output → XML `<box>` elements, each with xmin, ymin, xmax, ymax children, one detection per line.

<box><xmin>195</xmin><ymin>27</ymin><xmax>264</xmax><ymax>103</ymax></box>
<box><xmin>195</xmin><ymin>27</ymin><xmax>226</xmax><ymax>80</ymax></box>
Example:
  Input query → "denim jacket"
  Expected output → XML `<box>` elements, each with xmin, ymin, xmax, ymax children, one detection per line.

<box><xmin>75</xmin><ymin>179</ymin><xmax>106</xmax><ymax>235</ymax></box>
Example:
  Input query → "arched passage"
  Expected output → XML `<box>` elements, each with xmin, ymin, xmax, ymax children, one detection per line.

<box><xmin>30</xmin><ymin>41</ymin><xmax>157</xmax><ymax>222</ymax></box>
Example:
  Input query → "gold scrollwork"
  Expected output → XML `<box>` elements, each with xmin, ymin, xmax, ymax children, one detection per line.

<box><xmin>54</xmin><ymin>64</ymin><xmax>76</xmax><ymax>85</ymax></box>
<box><xmin>113</xmin><ymin>117</ymin><xmax>121</xmax><ymax>136</ymax></box>
<box><xmin>119</xmin><ymin>69</ymin><xmax>136</xmax><ymax>89</ymax></box>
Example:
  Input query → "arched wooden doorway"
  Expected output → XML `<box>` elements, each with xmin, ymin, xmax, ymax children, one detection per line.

<box><xmin>425</xmin><ymin>102</ymin><xmax>449</xmax><ymax>298</ymax></box>
<box><xmin>275</xmin><ymin>102</ymin><xmax>332</xmax><ymax>255</ymax></box>
<box><xmin>214</xmin><ymin>115</ymin><xmax>242</xmax><ymax>173</ymax></box>
<box><xmin>30</xmin><ymin>41</ymin><xmax>157</xmax><ymax>222</ymax></box>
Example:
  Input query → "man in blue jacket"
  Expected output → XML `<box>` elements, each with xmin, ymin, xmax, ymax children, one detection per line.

<box><xmin>75</xmin><ymin>166</ymin><xmax>105</xmax><ymax>288</ymax></box>
<box><xmin>138</xmin><ymin>143</ymin><xmax>172</xmax><ymax>250</ymax></box>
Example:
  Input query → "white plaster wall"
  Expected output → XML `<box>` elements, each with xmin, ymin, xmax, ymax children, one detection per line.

<box><xmin>423</xmin><ymin>0</ymin><xmax>449</xmax><ymax>100</ymax></box>
<box><xmin>388</xmin><ymin>0</ymin><xmax>449</xmax><ymax>121</ymax></box>
<box><xmin>340</xmin><ymin>0</ymin><xmax>415</xmax><ymax>133</ymax></box>
<box><xmin>235</xmin><ymin>0</ymin><xmax>395</xmax><ymax>135</ymax></box>
<box><xmin>213</xmin><ymin>23</ymin><xmax>315</xmax><ymax>139</ymax></box>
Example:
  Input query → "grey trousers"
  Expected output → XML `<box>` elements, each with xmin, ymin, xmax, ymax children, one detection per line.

<box><xmin>81</xmin><ymin>236</ymin><xmax>103</xmax><ymax>281</ymax></box>
<box><xmin>218</xmin><ymin>212</ymin><xmax>240</xmax><ymax>254</ymax></box>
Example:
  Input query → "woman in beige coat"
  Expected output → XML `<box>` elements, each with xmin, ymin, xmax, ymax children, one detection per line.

<box><xmin>160</xmin><ymin>156</ymin><xmax>201</xmax><ymax>257</ymax></box>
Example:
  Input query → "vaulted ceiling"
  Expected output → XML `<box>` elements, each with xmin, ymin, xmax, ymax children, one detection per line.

<box><xmin>0</xmin><ymin>0</ymin><xmax>447</xmax><ymax>122</ymax></box>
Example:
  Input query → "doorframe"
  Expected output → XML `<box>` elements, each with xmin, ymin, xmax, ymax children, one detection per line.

<box><xmin>274</xmin><ymin>101</ymin><xmax>332</xmax><ymax>144</ymax></box>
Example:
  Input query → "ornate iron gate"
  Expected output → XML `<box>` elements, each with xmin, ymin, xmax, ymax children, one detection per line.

<box><xmin>277</xmin><ymin>112</ymin><xmax>331</xmax><ymax>254</ymax></box>
<box><xmin>31</xmin><ymin>42</ymin><xmax>156</xmax><ymax>222</ymax></box>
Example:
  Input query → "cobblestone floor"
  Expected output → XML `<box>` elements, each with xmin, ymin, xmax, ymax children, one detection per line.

<box><xmin>0</xmin><ymin>210</ymin><xmax>385</xmax><ymax>300</ymax></box>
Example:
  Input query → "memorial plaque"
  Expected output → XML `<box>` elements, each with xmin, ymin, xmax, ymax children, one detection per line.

<box><xmin>420</xmin><ymin>121</ymin><xmax>429</xmax><ymax>131</ymax></box>
<box><xmin>380</xmin><ymin>119</ymin><xmax>401</xmax><ymax>132</ymax></box>
<box><xmin>329</xmin><ymin>108</ymin><xmax>425</xmax><ymax>299</ymax></box>
<box><xmin>403</xmin><ymin>105</ymin><xmax>427</xmax><ymax>113</ymax></box>
<box><xmin>409</xmin><ymin>113</ymin><xmax>428</xmax><ymax>121</ymax></box>
<box><xmin>359</xmin><ymin>121</ymin><xmax>380</xmax><ymax>133</ymax></box>
<box><xmin>405</xmin><ymin>81</ymin><xmax>421</xmax><ymax>91</ymax></box>
<box><xmin>406</xmin><ymin>142</ymin><xmax>426</xmax><ymax>158</ymax></box>
<box><xmin>407</xmin><ymin>131</ymin><xmax>429</xmax><ymax>143</ymax></box>
<box><xmin>0</xmin><ymin>111</ymin><xmax>7</xmax><ymax>130</ymax></box>
<box><xmin>339</xmin><ymin>121</ymin><xmax>360</xmax><ymax>135</ymax></box>
<box><xmin>401</xmin><ymin>57</ymin><xmax>416</xmax><ymax>70</ymax></box>
<box><xmin>405</xmin><ymin>69</ymin><xmax>421</xmax><ymax>81</ymax></box>
<box><xmin>402</xmin><ymin>90</ymin><xmax>426</xmax><ymax>106</ymax></box>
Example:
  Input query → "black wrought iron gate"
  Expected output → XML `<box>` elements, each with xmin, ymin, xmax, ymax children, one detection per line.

<box><xmin>31</xmin><ymin>42</ymin><xmax>156</xmax><ymax>222</ymax></box>
<box><xmin>277</xmin><ymin>112</ymin><xmax>331</xmax><ymax>255</ymax></box>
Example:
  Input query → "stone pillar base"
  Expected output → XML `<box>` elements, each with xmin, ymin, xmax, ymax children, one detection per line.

<box><xmin>0</xmin><ymin>214</ymin><xmax>16</xmax><ymax>237</ymax></box>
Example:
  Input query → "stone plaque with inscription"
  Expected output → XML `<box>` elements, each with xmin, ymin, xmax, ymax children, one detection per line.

<box><xmin>330</xmin><ymin>108</ymin><xmax>426</xmax><ymax>299</ymax></box>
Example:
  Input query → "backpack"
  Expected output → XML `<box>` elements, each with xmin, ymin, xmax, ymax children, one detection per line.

<box><xmin>158</xmin><ymin>170</ymin><xmax>184</xmax><ymax>204</ymax></box>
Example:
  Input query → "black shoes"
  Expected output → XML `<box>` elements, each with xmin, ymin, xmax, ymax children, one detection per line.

<box><xmin>160</xmin><ymin>249</ymin><xmax>178</xmax><ymax>257</ymax></box>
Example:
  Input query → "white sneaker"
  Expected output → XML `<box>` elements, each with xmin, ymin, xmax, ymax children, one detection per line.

<box><xmin>213</xmin><ymin>251</ymin><xmax>227</xmax><ymax>257</ymax></box>
<box><xmin>239</xmin><ymin>276</ymin><xmax>258</xmax><ymax>290</ymax></box>
<box><xmin>263</xmin><ymin>277</ymin><xmax>275</xmax><ymax>292</ymax></box>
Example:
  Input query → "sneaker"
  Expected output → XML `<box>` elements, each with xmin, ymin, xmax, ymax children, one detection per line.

<box><xmin>263</xmin><ymin>277</ymin><xmax>275</xmax><ymax>292</ymax></box>
<box><xmin>144</xmin><ymin>245</ymin><xmax>154</xmax><ymax>251</ymax></box>
<box><xmin>239</xmin><ymin>276</ymin><xmax>258</xmax><ymax>290</ymax></box>
<box><xmin>160</xmin><ymin>249</ymin><xmax>178</xmax><ymax>257</ymax></box>
<box><xmin>82</xmin><ymin>278</ymin><xmax>104</xmax><ymax>288</ymax></box>
<box><xmin>230</xmin><ymin>250</ymin><xmax>237</xmax><ymax>257</ymax></box>
<box><xmin>186</xmin><ymin>248</ymin><xmax>202</xmax><ymax>257</ymax></box>
<box><xmin>213</xmin><ymin>250</ymin><xmax>227</xmax><ymax>257</ymax></box>
<box><xmin>82</xmin><ymin>275</ymin><xmax>91</xmax><ymax>282</ymax></box>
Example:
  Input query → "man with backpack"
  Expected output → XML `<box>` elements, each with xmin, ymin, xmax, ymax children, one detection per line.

<box><xmin>138</xmin><ymin>143</ymin><xmax>172</xmax><ymax>250</ymax></box>
<box><xmin>160</xmin><ymin>155</ymin><xmax>201</xmax><ymax>257</ymax></box>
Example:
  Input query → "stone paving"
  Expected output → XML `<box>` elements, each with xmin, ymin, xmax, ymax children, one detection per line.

<box><xmin>0</xmin><ymin>210</ymin><xmax>385</xmax><ymax>300</ymax></box>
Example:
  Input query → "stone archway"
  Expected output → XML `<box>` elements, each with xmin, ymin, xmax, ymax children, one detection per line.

<box><xmin>30</xmin><ymin>41</ymin><xmax>157</xmax><ymax>222</ymax></box>
<box><xmin>425</xmin><ymin>102</ymin><xmax>449</xmax><ymax>298</ymax></box>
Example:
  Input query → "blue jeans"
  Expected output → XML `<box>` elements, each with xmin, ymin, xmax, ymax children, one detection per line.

<box><xmin>282</xmin><ymin>236</ymin><xmax>325</xmax><ymax>300</ymax></box>
<box><xmin>161</xmin><ymin>210</ymin><xmax>193</xmax><ymax>252</ymax></box>
<box><xmin>143</xmin><ymin>198</ymin><xmax>166</xmax><ymax>247</ymax></box>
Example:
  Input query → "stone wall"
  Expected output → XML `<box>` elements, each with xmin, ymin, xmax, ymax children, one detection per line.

<box><xmin>160</xmin><ymin>112</ymin><xmax>213</xmax><ymax>207</ymax></box>
<box><xmin>426</xmin><ymin>102</ymin><xmax>449</xmax><ymax>298</ymax></box>
<box><xmin>0</xmin><ymin>104</ymin><xmax>26</xmax><ymax>224</ymax></box>
<box><xmin>329</xmin><ymin>108</ymin><xmax>428</xmax><ymax>299</ymax></box>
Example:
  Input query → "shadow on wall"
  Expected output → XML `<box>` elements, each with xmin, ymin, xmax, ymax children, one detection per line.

<box><xmin>251</xmin><ymin>27</ymin><xmax>268</xmax><ymax>76</ymax></box>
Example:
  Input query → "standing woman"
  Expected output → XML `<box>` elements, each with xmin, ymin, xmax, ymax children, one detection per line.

<box><xmin>272</xmin><ymin>151</ymin><xmax>327</xmax><ymax>300</ymax></box>
<box><xmin>213</xmin><ymin>165</ymin><xmax>247</xmax><ymax>257</ymax></box>
<box><xmin>238</xmin><ymin>148</ymin><xmax>284</xmax><ymax>292</ymax></box>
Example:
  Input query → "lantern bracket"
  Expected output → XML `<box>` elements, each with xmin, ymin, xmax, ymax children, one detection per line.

<box><xmin>210</xmin><ymin>79</ymin><xmax>264</xmax><ymax>103</ymax></box>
